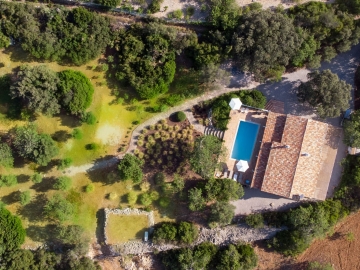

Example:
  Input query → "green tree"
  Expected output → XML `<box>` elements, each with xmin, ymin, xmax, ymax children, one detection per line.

<box><xmin>56</xmin><ymin>225</ymin><xmax>89</xmax><ymax>256</ymax></box>
<box><xmin>188</xmin><ymin>187</ymin><xmax>206</xmax><ymax>211</ymax></box>
<box><xmin>44</xmin><ymin>194</ymin><xmax>75</xmax><ymax>223</ymax></box>
<box><xmin>209</xmin><ymin>201</ymin><xmax>235</xmax><ymax>227</ymax></box>
<box><xmin>245</xmin><ymin>213</ymin><xmax>264</xmax><ymax>228</ymax></box>
<box><xmin>30</xmin><ymin>173</ymin><xmax>42</xmax><ymax>184</ymax></box>
<box><xmin>0</xmin><ymin>143</ymin><xmax>14</xmax><ymax>168</ymax></box>
<box><xmin>0</xmin><ymin>175</ymin><xmax>18</xmax><ymax>187</ymax></box>
<box><xmin>205</xmin><ymin>178</ymin><xmax>244</xmax><ymax>201</ymax></box>
<box><xmin>343</xmin><ymin>110</ymin><xmax>360</xmax><ymax>147</ymax></box>
<box><xmin>72</xmin><ymin>128</ymin><xmax>83</xmax><ymax>140</ymax></box>
<box><xmin>297</xmin><ymin>70</ymin><xmax>351</xmax><ymax>118</ymax></box>
<box><xmin>54</xmin><ymin>176</ymin><xmax>72</xmax><ymax>191</ymax></box>
<box><xmin>190</xmin><ymin>135</ymin><xmax>227</xmax><ymax>179</ymax></box>
<box><xmin>337</xmin><ymin>0</ymin><xmax>360</xmax><ymax>14</ymax></box>
<box><xmin>33</xmin><ymin>134</ymin><xmax>59</xmax><ymax>166</ymax></box>
<box><xmin>178</xmin><ymin>222</ymin><xmax>198</xmax><ymax>244</ymax></box>
<box><xmin>172</xmin><ymin>174</ymin><xmax>185</xmax><ymax>193</ymax></box>
<box><xmin>19</xmin><ymin>190</ymin><xmax>31</xmax><ymax>206</ymax></box>
<box><xmin>96</xmin><ymin>0</ymin><xmax>120</xmax><ymax>7</ymax></box>
<box><xmin>153</xmin><ymin>223</ymin><xmax>178</xmax><ymax>243</ymax></box>
<box><xmin>139</xmin><ymin>193</ymin><xmax>153</xmax><ymax>206</ymax></box>
<box><xmin>12</xmin><ymin>124</ymin><xmax>39</xmax><ymax>159</ymax></box>
<box><xmin>216</xmin><ymin>244</ymin><xmax>241</xmax><ymax>270</ymax></box>
<box><xmin>10</xmin><ymin>65</ymin><xmax>60</xmax><ymax>116</ymax></box>
<box><xmin>58</xmin><ymin>70</ymin><xmax>94</xmax><ymax>115</ymax></box>
<box><xmin>58</xmin><ymin>158</ymin><xmax>73</xmax><ymax>170</ymax></box>
<box><xmin>232</xmin><ymin>10</ymin><xmax>303</xmax><ymax>81</ymax></box>
<box><xmin>208</xmin><ymin>0</ymin><xmax>241</xmax><ymax>30</ymax></box>
<box><xmin>118</xmin><ymin>154</ymin><xmax>144</xmax><ymax>184</ymax></box>
<box><xmin>0</xmin><ymin>31</ymin><xmax>10</xmax><ymax>48</ymax></box>
<box><xmin>0</xmin><ymin>207</ymin><xmax>26</xmax><ymax>256</ymax></box>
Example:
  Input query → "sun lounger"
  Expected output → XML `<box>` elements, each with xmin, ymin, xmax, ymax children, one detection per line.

<box><xmin>233</xmin><ymin>172</ymin><xmax>238</xmax><ymax>182</ymax></box>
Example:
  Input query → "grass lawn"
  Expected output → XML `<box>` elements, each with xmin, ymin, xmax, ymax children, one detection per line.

<box><xmin>106</xmin><ymin>215</ymin><xmax>149</xmax><ymax>244</ymax></box>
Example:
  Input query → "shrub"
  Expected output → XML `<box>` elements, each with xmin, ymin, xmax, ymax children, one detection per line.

<box><xmin>140</xmin><ymin>182</ymin><xmax>150</xmax><ymax>191</ymax></box>
<box><xmin>153</xmin><ymin>223</ymin><xmax>177</xmax><ymax>243</ymax></box>
<box><xmin>118</xmin><ymin>154</ymin><xmax>144</xmax><ymax>184</ymax></box>
<box><xmin>0</xmin><ymin>175</ymin><xmax>18</xmax><ymax>187</ymax></box>
<box><xmin>95</xmin><ymin>0</ymin><xmax>120</xmax><ymax>7</ymax></box>
<box><xmin>54</xmin><ymin>176</ymin><xmax>72</xmax><ymax>191</ymax></box>
<box><xmin>86</xmin><ymin>143</ymin><xmax>99</xmax><ymax>150</ymax></box>
<box><xmin>172</xmin><ymin>9</ymin><xmax>183</xmax><ymax>19</ymax></box>
<box><xmin>127</xmin><ymin>191</ymin><xmax>138</xmax><ymax>205</ymax></box>
<box><xmin>139</xmin><ymin>193</ymin><xmax>153</xmax><ymax>206</ymax></box>
<box><xmin>31</xmin><ymin>173</ymin><xmax>42</xmax><ymax>184</ymax></box>
<box><xmin>245</xmin><ymin>213</ymin><xmax>264</xmax><ymax>228</ymax></box>
<box><xmin>159</xmin><ymin>197</ymin><xmax>170</xmax><ymax>208</ymax></box>
<box><xmin>148</xmin><ymin>0</ymin><xmax>163</xmax><ymax>13</ymax></box>
<box><xmin>58</xmin><ymin>158</ymin><xmax>73</xmax><ymax>170</ymax></box>
<box><xmin>150</xmin><ymin>190</ymin><xmax>160</xmax><ymax>201</ymax></box>
<box><xmin>19</xmin><ymin>191</ymin><xmax>31</xmax><ymax>205</ymax></box>
<box><xmin>174</xmin><ymin>111</ymin><xmax>186</xmax><ymax>122</ymax></box>
<box><xmin>72</xmin><ymin>128</ymin><xmax>83</xmax><ymax>140</ymax></box>
<box><xmin>0</xmin><ymin>143</ymin><xmax>14</xmax><ymax>168</ymax></box>
<box><xmin>178</xmin><ymin>221</ymin><xmax>198</xmax><ymax>244</ymax></box>
<box><xmin>108</xmin><ymin>192</ymin><xmax>117</xmax><ymax>200</ymax></box>
<box><xmin>44</xmin><ymin>194</ymin><xmax>75</xmax><ymax>222</ymax></box>
<box><xmin>85</xmin><ymin>183</ymin><xmax>94</xmax><ymax>193</ymax></box>
<box><xmin>154</xmin><ymin>172</ymin><xmax>165</xmax><ymax>186</ymax></box>
<box><xmin>82</xmin><ymin>112</ymin><xmax>97</xmax><ymax>125</ymax></box>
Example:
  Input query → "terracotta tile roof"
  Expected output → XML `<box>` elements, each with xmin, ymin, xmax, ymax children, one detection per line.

<box><xmin>260</xmin><ymin>116</ymin><xmax>307</xmax><ymax>198</ymax></box>
<box><xmin>251</xmin><ymin>112</ymin><xmax>286</xmax><ymax>189</ymax></box>
<box><xmin>290</xmin><ymin>120</ymin><xmax>328</xmax><ymax>198</ymax></box>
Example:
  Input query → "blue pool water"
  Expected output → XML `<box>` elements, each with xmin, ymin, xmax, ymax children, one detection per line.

<box><xmin>231</xmin><ymin>121</ymin><xmax>260</xmax><ymax>161</ymax></box>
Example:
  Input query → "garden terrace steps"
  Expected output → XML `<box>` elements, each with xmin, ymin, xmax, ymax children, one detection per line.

<box><xmin>204</xmin><ymin>126</ymin><xmax>225</xmax><ymax>140</ymax></box>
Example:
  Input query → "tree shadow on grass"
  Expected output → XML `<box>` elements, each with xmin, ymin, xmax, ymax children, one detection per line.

<box><xmin>17</xmin><ymin>174</ymin><xmax>29</xmax><ymax>184</ymax></box>
<box><xmin>58</xmin><ymin>114</ymin><xmax>81</xmax><ymax>129</ymax></box>
<box><xmin>85</xmin><ymin>156</ymin><xmax>119</xmax><ymax>186</ymax></box>
<box><xmin>1</xmin><ymin>191</ymin><xmax>20</xmax><ymax>205</ymax></box>
<box><xmin>36</xmin><ymin>160</ymin><xmax>58</xmax><ymax>174</ymax></box>
<box><xmin>31</xmin><ymin>177</ymin><xmax>57</xmax><ymax>192</ymax></box>
<box><xmin>17</xmin><ymin>193</ymin><xmax>47</xmax><ymax>222</ymax></box>
<box><xmin>95</xmin><ymin>208</ymin><xmax>113</xmax><ymax>256</ymax></box>
<box><xmin>52</xmin><ymin>130</ymin><xmax>72</xmax><ymax>142</ymax></box>
<box><xmin>26</xmin><ymin>224</ymin><xmax>57</xmax><ymax>243</ymax></box>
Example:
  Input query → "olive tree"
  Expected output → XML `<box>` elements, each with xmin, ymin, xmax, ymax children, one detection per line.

<box><xmin>344</xmin><ymin>110</ymin><xmax>360</xmax><ymax>147</ymax></box>
<box><xmin>297</xmin><ymin>70</ymin><xmax>351</xmax><ymax>118</ymax></box>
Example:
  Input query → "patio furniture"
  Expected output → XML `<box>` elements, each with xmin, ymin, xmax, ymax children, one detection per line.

<box><xmin>241</xmin><ymin>108</ymin><xmax>245</xmax><ymax>113</ymax></box>
<box><xmin>245</xmin><ymin>108</ymin><xmax>249</xmax><ymax>113</ymax></box>
<box><xmin>233</xmin><ymin>172</ymin><xmax>238</xmax><ymax>182</ymax></box>
<box><xmin>227</xmin><ymin>170</ymin><xmax>232</xmax><ymax>178</ymax></box>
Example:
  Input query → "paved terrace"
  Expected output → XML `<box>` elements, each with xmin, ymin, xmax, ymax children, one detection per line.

<box><xmin>222</xmin><ymin>108</ymin><xmax>267</xmax><ymax>181</ymax></box>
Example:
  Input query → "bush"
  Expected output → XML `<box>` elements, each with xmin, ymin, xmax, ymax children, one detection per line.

<box><xmin>108</xmin><ymin>192</ymin><xmax>117</xmax><ymax>200</ymax></box>
<box><xmin>245</xmin><ymin>213</ymin><xmax>264</xmax><ymax>228</ymax></box>
<box><xmin>0</xmin><ymin>175</ymin><xmax>18</xmax><ymax>187</ymax></box>
<box><xmin>159</xmin><ymin>197</ymin><xmax>170</xmax><ymax>208</ymax></box>
<box><xmin>82</xmin><ymin>112</ymin><xmax>97</xmax><ymax>125</ymax></box>
<box><xmin>0</xmin><ymin>143</ymin><xmax>14</xmax><ymax>168</ymax></box>
<box><xmin>127</xmin><ymin>191</ymin><xmax>138</xmax><ymax>205</ymax></box>
<box><xmin>54</xmin><ymin>176</ymin><xmax>72</xmax><ymax>191</ymax></box>
<box><xmin>178</xmin><ymin>222</ymin><xmax>198</xmax><ymax>244</ymax></box>
<box><xmin>85</xmin><ymin>184</ymin><xmax>94</xmax><ymax>193</ymax></box>
<box><xmin>95</xmin><ymin>0</ymin><xmax>120</xmax><ymax>7</ymax></box>
<box><xmin>139</xmin><ymin>193</ymin><xmax>153</xmax><ymax>206</ymax></box>
<box><xmin>58</xmin><ymin>158</ymin><xmax>73</xmax><ymax>170</ymax></box>
<box><xmin>86</xmin><ymin>143</ymin><xmax>99</xmax><ymax>150</ymax></box>
<box><xmin>148</xmin><ymin>0</ymin><xmax>163</xmax><ymax>13</ymax></box>
<box><xmin>174</xmin><ymin>111</ymin><xmax>186</xmax><ymax>122</ymax></box>
<box><xmin>153</xmin><ymin>223</ymin><xmax>177</xmax><ymax>243</ymax></box>
<box><xmin>30</xmin><ymin>173</ymin><xmax>42</xmax><ymax>184</ymax></box>
<box><xmin>118</xmin><ymin>154</ymin><xmax>144</xmax><ymax>184</ymax></box>
<box><xmin>209</xmin><ymin>201</ymin><xmax>235</xmax><ymax>227</ymax></box>
<box><xmin>19</xmin><ymin>190</ymin><xmax>31</xmax><ymax>206</ymax></box>
<box><xmin>72</xmin><ymin>128</ymin><xmax>83</xmax><ymax>140</ymax></box>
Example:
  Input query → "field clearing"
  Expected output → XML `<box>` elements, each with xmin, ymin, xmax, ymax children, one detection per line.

<box><xmin>106</xmin><ymin>215</ymin><xmax>149</xmax><ymax>244</ymax></box>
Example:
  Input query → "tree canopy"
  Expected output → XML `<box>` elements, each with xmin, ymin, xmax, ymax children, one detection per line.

<box><xmin>190</xmin><ymin>135</ymin><xmax>227</xmax><ymax>179</ymax></box>
<box><xmin>232</xmin><ymin>10</ymin><xmax>303</xmax><ymax>81</ymax></box>
<box><xmin>0</xmin><ymin>207</ymin><xmax>26</xmax><ymax>257</ymax></box>
<box><xmin>118</xmin><ymin>153</ymin><xmax>144</xmax><ymax>184</ymax></box>
<box><xmin>44</xmin><ymin>194</ymin><xmax>75</xmax><ymax>223</ymax></box>
<box><xmin>209</xmin><ymin>201</ymin><xmax>235</xmax><ymax>227</ymax></box>
<box><xmin>58</xmin><ymin>70</ymin><xmax>94</xmax><ymax>115</ymax></box>
<box><xmin>297</xmin><ymin>70</ymin><xmax>351</xmax><ymax>118</ymax></box>
<box><xmin>10</xmin><ymin>65</ymin><xmax>60</xmax><ymax>116</ymax></box>
<box><xmin>343</xmin><ymin>111</ymin><xmax>360</xmax><ymax>147</ymax></box>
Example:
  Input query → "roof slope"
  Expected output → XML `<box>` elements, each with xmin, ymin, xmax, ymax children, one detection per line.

<box><xmin>261</xmin><ymin>115</ymin><xmax>307</xmax><ymax>198</ymax></box>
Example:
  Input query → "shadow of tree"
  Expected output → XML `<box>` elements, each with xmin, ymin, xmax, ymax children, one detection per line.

<box><xmin>31</xmin><ymin>177</ymin><xmax>57</xmax><ymax>192</ymax></box>
<box><xmin>95</xmin><ymin>208</ymin><xmax>113</xmax><ymax>256</ymax></box>
<box><xmin>17</xmin><ymin>174</ymin><xmax>30</xmax><ymax>184</ymax></box>
<box><xmin>17</xmin><ymin>193</ymin><xmax>47</xmax><ymax>222</ymax></box>
<box><xmin>85</xmin><ymin>156</ymin><xmax>119</xmax><ymax>185</ymax></box>
<box><xmin>58</xmin><ymin>114</ymin><xmax>81</xmax><ymax>128</ymax></box>
<box><xmin>36</xmin><ymin>160</ymin><xmax>58</xmax><ymax>174</ymax></box>
<box><xmin>52</xmin><ymin>130</ymin><xmax>72</xmax><ymax>142</ymax></box>
<box><xmin>26</xmin><ymin>224</ymin><xmax>58</xmax><ymax>243</ymax></box>
<box><xmin>1</xmin><ymin>191</ymin><xmax>20</xmax><ymax>205</ymax></box>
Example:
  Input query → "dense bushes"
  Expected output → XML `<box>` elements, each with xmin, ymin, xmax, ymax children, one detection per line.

<box><xmin>0</xmin><ymin>3</ymin><xmax>111</xmax><ymax>65</ymax></box>
<box><xmin>245</xmin><ymin>213</ymin><xmax>264</xmax><ymax>229</ymax></box>
<box><xmin>95</xmin><ymin>0</ymin><xmax>120</xmax><ymax>7</ymax></box>
<box><xmin>160</xmin><ymin>242</ymin><xmax>257</xmax><ymax>270</ymax></box>
<box><xmin>148</xmin><ymin>0</ymin><xmax>164</xmax><ymax>13</ymax></box>
<box><xmin>10</xmin><ymin>66</ymin><xmax>95</xmax><ymax>117</ymax></box>
<box><xmin>268</xmin><ymin>200</ymin><xmax>346</xmax><ymax>256</ymax></box>
<box><xmin>0</xmin><ymin>143</ymin><xmax>14</xmax><ymax>168</ymax></box>
<box><xmin>207</xmin><ymin>90</ymin><xmax>266</xmax><ymax>130</ymax></box>
<box><xmin>153</xmin><ymin>221</ymin><xmax>198</xmax><ymax>244</ymax></box>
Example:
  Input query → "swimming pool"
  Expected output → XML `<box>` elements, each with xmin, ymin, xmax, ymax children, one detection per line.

<box><xmin>231</xmin><ymin>121</ymin><xmax>259</xmax><ymax>161</ymax></box>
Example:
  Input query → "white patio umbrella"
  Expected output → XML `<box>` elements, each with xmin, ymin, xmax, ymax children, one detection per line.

<box><xmin>229</xmin><ymin>98</ymin><xmax>242</xmax><ymax>110</ymax></box>
<box><xmin>236</xmin><ymin>160</ymin><xmax>249</xmax><ymax>172</ymax></box>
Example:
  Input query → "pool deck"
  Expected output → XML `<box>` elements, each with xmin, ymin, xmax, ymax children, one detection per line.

<box><xmin>222</xmin><ymin>108</ymin><xmax>267</xmax><ymax>182</ymax></box>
